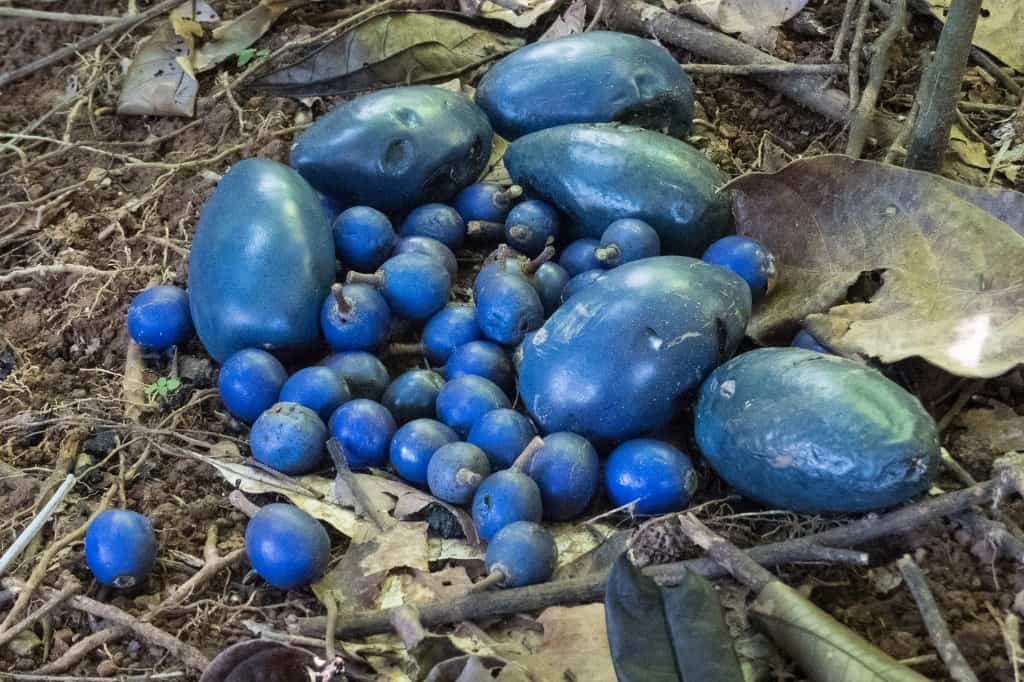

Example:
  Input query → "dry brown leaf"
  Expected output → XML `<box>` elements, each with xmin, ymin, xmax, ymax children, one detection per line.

<box><xmin>728</xmin><ymin>155</ymin><xmax>1024</xmax><ymax>378</ymax></box>
<box><xmin>194</xmin><ymin>0</ymin><xmax>311</xmax><ymax>73</ymax></box>
<box><xmin>928</xmin><ymin>1</ymin><xmax>1024</xmax><ymax>72</ymax></box>
<box><xmin>462</xmin><ymin>0</ymin><xmax>561</xmax><ymax>28</ymax></box>
<box><xmin>950</xmin><ymin>124</ymin><xmax>990</xmax><ymax>169</ymax></box>
<box><xmin>538</xmin><ymin>0</ymin><xmax>588</xmax><ymax>41</ymax></box>
<box><xmin>680</xmin><ymin>0</ymin><xmax>810</xmax><ymax>48</ymax></box>
<box><xmin>503</xmin><ymin>604</ymin><xmax>616</xmax><ymax>682</ymax></box>
<box><xmin>955</xmin><ymin>404</ymin><xmax>1024</xmax><ymax>454</ymax></box>
<box><xmin>118</xmin><ymin>22</ymin><xmax>198</xmax><ymax>117</ymax></box>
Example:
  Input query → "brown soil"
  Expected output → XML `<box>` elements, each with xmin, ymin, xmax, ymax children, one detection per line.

<box><xmin>1</xmin><ymin>1</ymin><xmax>1022</xmax><ymax>680</ymax></box>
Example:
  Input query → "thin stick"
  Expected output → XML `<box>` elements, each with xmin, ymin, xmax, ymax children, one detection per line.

<box><xmin>846</xmin><ymin>0</ymin><xmax>906</xmax><ymax>157</ymax></box>
<box><xmin>1</xmin><ymin>672</ymin><xmax>185</xmax><ymax>681</ymax></box>
<box><xmin>905</xmin><ymin>0</ymin><xmax>983</xmax><ymax>171</ymax></box>
<box><xmin>884</xmin><ymin>50</ymin><xmax>930</xmax><ymax>164</ymax></box>
<box><xmin>0</xmin><ymin>8</ymin><xmax>123</xmax><ymax>24</ymax></box>
<box><xmin>832</xmin><ymin>0</ymin><xmax>860</xmax><ymax>62</ymax></box>
<box><xmin>897</xmin><ymin>555</ymin><xmax>979</xmax><ymax>682</ymax></box>
<box><xmin>678</xmin><ymin>514</ymin><xmax>776</xmax><ymax>591</ymax></box>
<box><xmin>328</xmin><ymin>438</ymin><xmax>392</xmax><ymax>531</ymax></box>
<box><xmin>35</xmin><ymin>627</ymin><xmax>129</xmax><ymax>675</ymax></box>
<box><xmin>0</xmin><ymin>474</ymin><xmax>75</xmax><ymax>577</ymax></box>
<box><xmin>848</xmin><ymin>0</ymin><xmax>871</xmax><ymax>109</ymax></box>
<box><xmin>0</xmin><ymin>582</ymin><xmax>81</xmax><ymax>649</ymax></box>
<box><xmin>683</xmin><ymin>63</ymin><xmax>847</xmax><ymax>76</ymax></box>
<box><xmin>970</xmin><ymin>47</ymin><xmax>1023</xmax><ymax>98</ymax></box>
<box><xmin>0</xmin><ymin>0</ymin><xmax>182</xmax><ymax>90</ymax></box>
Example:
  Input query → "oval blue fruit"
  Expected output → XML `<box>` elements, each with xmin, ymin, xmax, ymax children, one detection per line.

<box><xmin>519</xmin><ymin>256</ymin><xmax>750</xmax><ymax>443</ymax></box>
<box><xmin>469</xmin><ymin>408</ymin><xmax>538</xmax><ymax>470</ymax></box>
<box><xmin>485</xmin><ymin>521</ymin><xmax>557</xmax><ymax>588</ymax></box>
<box><xmin>504</xmin><ymin>200</ymin><xmax>559</xmax><ymax>257</ymax></box>
<box><xmin>189</xmin><ymin>159</ymin><xmax>334</xmax><ymax>362</ymax></box>
<box><xmin>558</xmin><ymin>239</ymin><xmax>603</xmax><ymax>277</ymax></box>
<box><xmin>476</xmin><ymin>32</ymin><xmax>693</xmax><ymax>140</ymax></box>
<box><xmin>320</xmin><ymin>284</ymin><xmax>392</xmax><ymax>352</ymax></box>
<box><xmin>351</xmin><ymin>253</ymin><xmax>451</xmax><ymax>321</ymax></box>
<box><xmin>382</xmin><ymin>369</ymin><xmax>446</xmax><ymax>424</ymax></box>
<box><xmin>427</xmin><ymin>442</ymin><xmax>491</xmax><ymax>505</ymax></box>
<box><xmin>445</xmin><ymin>341</ymin><xmax>514</xmax><ymax>395</ymax></box>
<box><xmin>605</xmin><ymin>439</ymin><xmax>698</xmax><ymax>515</ymax></box>
<box><xmin>321</xmin><ymin>352</ymin><xmax>389</xmax><ymax>401</ymax></box>
<box><xmin>218</xmin><ymin>349</ymin><xmax>288</xmax><ymax>423</ymax></box>
<box><xmin>560</xmin><ymin>269</ymin><xmax>605</xmax><ymax>303</ymax></box>
<box><xmin>389</xmin><ymin>418</ymin><xmax>458</xmax><ymax>487</ymax></box>
<box><xmin>245</xmin><ymin>503</ymin><xmax>330</xmax><ymax>589</ymax></box>
<box><xmin>702</xmin><ymin>236</ymin><xmax>776</xmax><ymax>302</ymax></box>
<box><xmin>436</xmin><ymin>374</ymin><xmax>511</xmax><ymax>437</ymax></box>
<box><xmin>291</xmin><ymin>86</ymin><xmax>493</xmax><ymax>213</ymax></box>
<box><xmin>533</xmin><ymin>263</ymin><xmax>570</xmax><ymax>317</ymax></box>
<box><xmin>455</xmin><ymin>183</ymin><xmax>521</xmax><ymax>224</ymax></box>
<box><xmin>279</xmin><ymin>366</ymin><xmax>351</xmax><ymax>423</ymax></box>
<box><xmin>505</xmin><ymin>124</ymin><xmax>730</xmax><ymax>256</ymax></box>
<box><xmin>400</xmin><ymin>204</ymin><xmax>466</xmax><ymax>251</ymax></box>
<box><xmin>472</xmin><ymin>470</ymin><xmax>543</xmax><ymax>542</ymax></box>
<box><xmin>422</xmin><ymin>304</ymin><xmax>482</xmax><ymax>366</ymax></box>
<box><xmin>85</xmin><ymin>509</ymin><xmax>156</xmax><ymax>588</ymax></box>
<box><xmin>595</xmin><ymin>218</ymin><xmax>660</xmax><ymax>268</ymax></box>
<box><xmin>250</xmin><ymin>402</ymin><xmax>327</xmax><ymax>475</ymax></box>
<box><xmin>476</xmin><ymin>273</ymin><xmax>545</xmax><ymax>346</ymax></box>
<box><xmin>523</xmin><ymin>432</ymin><xmax>599</xmax><ymax>521</ymax></box>
<box><xmin>393</xmin><ymin>236</ymin><xmax>458</xmax><ymax>282</ymax></box>
<box><xmin>329</xmin><ymin>399</ymin><xmax>396</xmax><ymax>470</ymax></box>
<box><xmin>332</xmin><ymin>206</ymin><xmax>396</xmax><ymax>273</ymax></box>
<box><xmin>127</xmin><ymin>285</ymin><xmax>192</xmax><ymax>351</ymax></box>
<box><xmin>695</xmin><ymin>348</ymin><xmax>941</xmax><ymax>513</ymax></box>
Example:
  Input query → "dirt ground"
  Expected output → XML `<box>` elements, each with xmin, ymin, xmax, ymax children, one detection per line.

<box><xmin>1</xmin><ymin>0</ymin><xmax>1022</xmax><ymax>680</ymax></box>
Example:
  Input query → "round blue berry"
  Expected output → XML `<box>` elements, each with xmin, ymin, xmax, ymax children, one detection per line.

<box><xmin>468</xmin><ymin>409</ymin><xmax>537</xmax><ymax>470</ymax></box>
<box><xmin>333</xmin><ymin>206</ymin><xmax>396</xmax><ymax>273</ymax></box>
<box><xmin>427</xmin><ymin>442</ymin><xmax>491</xmax><ymax>505</ymax></box>
<box><xmin>504</xmin><ymin>200</ymin><xmax>559</xmax><ymax>257</ymax></box>
<box><xmin>376</xmin><ymin>253</ymin><xmax>451</xmax><ymax>321</ymax></box>
<box><xmin>422</xmin><ymin>305</ymin><xmax>481</xmax><ymax>366</ymax></box>
<box><xmin>476</xmin><ymin>274</ymin><xmax>544</xmax><ymax>346</ymax></box>
<box><xmin>436</xmin><ymin>375</ymin><xmax>510</xmax><ymax>437</ymax></box>
<box><xmin>381</xmin><ymin>369</ymin><xmax>445</xmax><ymax>424</ymax></box>
<box><xmin>485</xmin><ymin>521</ymin><xmax>556</xmax><ymax>588</ymax></box>
<box><xmin>605</xmin><ymin>439</ymin><xmax>698</xmax><ymax>515</ymax></box>
<box><xmin>85</xmin><ymin>509</ymin><xmax>156</xmax><ymax>588</ymax></box>
<box><xmin>127</xmin><ymin>285</ymin><xmax>192</xmax><ymax>350</ymax></box>
<box><xmin>389</xmin><ymin>418</ymin><xmax>458</xmax><ymax>487</ymax></box>
<box><xmin>250</xmin><ymin>402</ymin><xmax>327</xmax><ymax>475</ymax></box>
<box><xmin>532</xmin><ymin>262</ymin><xmax>570</xmax><ymax>316</ymax></box>
<box><xmin>400</xmin><ymin>204</ymin><xmax>466</xmax><ymax>251</ymax></box>
<box><xmin>321</xmin><ymin>351</ymin><xmax>389</xmax><ymax>401</ymax></box>
<box><xmin>558</xmin><ymin>239</ymin><xmax>602</xmax><ymax>277</ymax></box>
<box><xmin>329</xmin><ymin>399</ymin><xmax>396</xmax><ymax>470</ymax></box>
<box><xmin>320</xmin><ymin>283</ymin><xmax>391</xmax><ymax>352</ymax></box>
<box><xmin>218</xmin><ymin>349</ymin><xmax>288</xmax><ymax>423</ymax></box>
<box><xmin>245</xmin><ymin>503</ymin><xmax>330</xmax><ymax>589</ymax></box>
<box><xmin>701</xmin><ymin>236</ymin><xmax>777</xmax><ymax>301</ymax></box>
<box><xmin>454</xmin><ymin>183</ymin><xmax>520</xmax><ymax>224</ymax></box>
<box><xmin>393</xmin><ymin>236</ymin><xmax>458</xmax><ymax>282</ymax></box>
<box><xmin>561</xmin><ymin>269</ymin><xmax>606</xmax><ymax>303</ymax></box>
<box><xmin>471</xmin><ymin>470</ymin><xmax>542</xmax><ymax>542</ymax></box>
<box><xmin>595</xmin><ymin>219</ymin><xmax>660</xmax><ymax>267</ymax></box>
<box><xmin>523</xmin><ymin>432</ymin><xmax>599</xmax><ymax>521</ymax></box>
<box><xmin>791</xmin><ymin>329</ymin><xmax>831</xmax><ymax>354</ymax></box>
<box><xmin>279</xmin><ymin>366</ymin><xmax>351</xmax><ymax>422</ymax></box>
<box><xmin>445</xmin><ymin>341</ymin><xmax>514</xmax><ymax>396</ymax></box>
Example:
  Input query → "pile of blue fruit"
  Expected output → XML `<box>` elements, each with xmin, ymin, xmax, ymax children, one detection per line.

<box><xmin>92</xmin><ymin>32</ymin><xmax>941</xmax><ymax>594</ymax></box>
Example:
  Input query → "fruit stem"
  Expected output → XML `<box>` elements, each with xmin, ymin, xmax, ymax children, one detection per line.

<box><xmin>327</xmin><ymin>438</ymin><xmax>391</xmax><ymax>532</ymax></box>
<box><xmin>507</xmin><ymin>224</ymin><xmax>530</xmax><ymax>241</ymax></box>
<box><xmin>467</xmin><ymin>220</ymin><xmax>504</xmax><ymax>240</ymax></box>
<box><xmin>594</xmin><ymin>244</ymin><xmax>619</xmax><ymax>265</ymax></box>
<box><xmin>331</xmin><ymin>283</ymin><xmax>352</xmax><ymax>316</ymax></box>
<box><xmin>468</xmin><ymin>567</ymin><xmax>506</xmax><ymax>593</ymax></box>
<box><xmin>228</xmin><ymin>490</ymin><xmax>260</xmax><ymax>519</ymax></box>
<box><xmin>455</xmin><ymin>468</ymin><xmax>484</xmax><ymax>487</ymax></box>
<box><xmin>387</xmin><ymin>342</ymin><xmax>423</xmax><ymax>356</ymax></box>
<box><xmin>511</xmin><ymin>436</ymin><xmax>545</xmax><ymax>472</ymax></box>
<box><xmin>495</xmin><ymin>184</ymin><xmax>523</xmax><ymax>206</ymax></box>
<box><xmin>523</xmin><ymin>246</ymin><xmax>556</xmax><ymax>276</ymax></box>
<box><xmin>346</xmin><ymin>271</ymin><xmax>382</xmax><ymax>287</ymax></box>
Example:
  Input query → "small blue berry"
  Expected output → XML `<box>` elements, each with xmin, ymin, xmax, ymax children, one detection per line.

<box><xmin>558</xmin><ymin>239</ymin><xmax>602</xmax><ymax>277</ymax></box>
<box><xmin>471</xmin><ymin>470</ymin><xmax>542</xmax><ymax>542</ymax></box>
<box><xmin>561</xmin><ymin>269</ymin><xmax>606</xmax><ymax>303</ymax></box>
<box><xmin>476</xmin><ymin>273</ymin><xmax>544</xmax><ymax>346</ymax></box>
<box><xmin>332</xmin><ymin>206</ymin><xmax>396</xmax><ymax>273</ymax></box>
<box><xmin>532</xmin><ymin>262</ymin><xmax>570</xmax><ymax>316</ymax></box>
<box><xmin>595</xmin><ymin>219</ymin><xmax>660</xmax><ymax>267</ymax></box>
<box><xmin>605</xmin><ymin>439</ymin><xmax>698</xmax><ymax>515</ymax></box>
<box><xmin>393</xmin><ymin>236</ymin><xmax>458</xmax><ymax>282</ymax></box>
<box><xmin>381</xmin><ymin>369</ymin><xmax>445</xmax><ymax>424</ymax></box>
<box><xmin>250</xmin><ymin>402</ymin><xmax>327</xmax><ymax>475</ymax></box>
<box><xmin>329</xmin><ymin>399</ymin><xmax>396</xmax><ymax>470</ymax></box>
<box><xmin>422</xmin><ymin>305</ymin><xmax>482</xmax><ymax>366</ymax></box>
<box><xmin>436</xmin><ymin>375</ymin><xmax>510</xmax><ymax>437</ymax></box>
<box><xmin>523</xmin><ymin>433</ymin><xmax>599</xmax><ymax>521</ymax></box>
<box><xmin>85</xmin><ymin>509</ymin><xmax>156</xmax><ymax>588</ymax></box>
<box><xmin>504</xmin><ymin>200</ymin><xmax>559</xmax><ymax>257</ymax></box>
<box><xmin>389</xmin><ymin>418</ymin><xmax>458</xmax><ymax>487</ymax></box>
<box><xmin>468</xmin><ymin>409</ymin><xmax>537</xmax><ymax>470</ymax></box>
<box><xmin>320</xmin><ymin>283</ymin><xmax>391</xmax><ymax>352</ymax></box>
<box><xmin>279</xmin><ymin>366</ymin><xmax>351</xmax><ymax>423</ymax></box>
<box><xmin>218</xmin><ymin>349</ymin><xmax>288</xmax><ymax>423</ymax></box>
<box><xmin>485</xmin><ymin>521</ymin><xmax>556</xmax><ymax>588</ymax></box>
<box><xmin>454</xmin><ymin>183</ymin><xmax>521</xmax><ymax>224</ymax></box>
<box><xmin>321</xmin><ymin>352</ymin><xmax>390</xmax><ymax>401</ymax></box>
<box><xmin>245</xmin><ymin>503</ymin><xmax>330</xmax><ymax>589</ymax></box>
<box><xmin>400</xmin><ymin>204</ymin><xmax>466</xmax><ymax>251</ymax></box>
<box><xmin>427</xmin><ymin>442</ymin><xmax>491</xmax><ymax>505</ymax></box>
<box><xmin>791</xmin><ymin>329</ymin><xmax>831</xmax><ymax>354</ymax></box>
<box><xmin>701</xmin><ymin>236</ymin><xmax>777</xmax><ymax>301</ymax></box>
<box><xmin>445</xmin><ymin>341</ymin><xmax>514</xmax><ymax>396</ymax></box>
<box><xmin>127</xmin><ymin>285</ymin><xmax>192</xmax><ymax>350</ymax></box>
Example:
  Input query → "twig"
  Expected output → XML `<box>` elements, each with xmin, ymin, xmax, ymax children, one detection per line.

<box><xmin>884</xmin><ymin>50</ymin><xmax>930</xmax><ymax>164</ymax></box>
<box><xmin>156</xmin><ymin>548</ymin><xmax>246</xmax><ymax>610</ymax></box>
<box><xmin>227</xmin><ymin>490</ymin><xmax>261</xmax><ymax>518</ymax></box>
<box><xmin>937</xmin><ymin>379</ymin><xmax>984</xmax><ymax>432</ymax></box>
<box><xmin>831</xmin><ymin>0</ymin><xmax>860</xmax><ymax>62</ymax></box>
<box><xmin>0</xmin><ymin>582</ymin><xmax>81</xmax><ymax>649</ymax></box>
<box><xmin>897</xmin><ymin>555</ymin><xmax>979</xmax><ymax>682</ymax></box>
<box><xmin>683</xmin><ymin>63</ymin><xmax>847</xmax><ymax>76</ymax></box>
<box><xmin>678</xmin><ymin>514</ymin><xmax>776</xmax><ymax>591</ymax></box>
<box><xmin>0</xmin><ymin>671</ymin><xmax>184</xmax><ymax>681</ymax></box>
<box><xmin>846</xmin><ymin>0</ymin><xmax>906</xmax><ymax>157</ymax></box>
<box><xmin>35</xmin><ymin>628</ymin><xmax>129</xmax><ymax>675</ymax></box>
<box><xmin>0</xmin><ymin>264</ymin><xmax>118</xmax><ymax>284</ymax></box>
<box><xmin>0</xmin><ymin>8</ymin><xmax>122</xmax><ymax>24</ymax></box>
<box><xmin>0</xmin><ymin>474</ymin><xmax>75</xmax><ymax>577</ymax></box>
<box><xmin>585</xmin><ymin>0</ymin><xmax>604</xmax><ymax>32</ymax></box>
<box><xmin>970</xmin><ymin>47</ymin><xmax>1023</xmax><ymax>98</ymax></box>
<box><xmin>905</xmin><ymin>0</ymin><xmax>983</xmax><ymax>171</ymax></box>
<box><xmin>848</xmin><ymin>0</ymin><xmax>871</xmax><ymax>110</ymax></box>
<box><xmin>328</xmin><ymin>438</ymin><xmax>392</xmax><ymax>531</ymax></box>
<box><xmin>0</xmin><ymin>0</ymin><xmax>182</xmax><ymax>90</ymax></box>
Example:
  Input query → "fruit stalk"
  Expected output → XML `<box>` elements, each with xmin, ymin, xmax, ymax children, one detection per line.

<box><xmin>594</xmin><ymin>244</ymin><xmax>620</xmax><ymax>264</ymax></box>
<box><xmin>467</xmin><ymin>220</ymin><xmax>505</xmax><ymax>240</ymax></box>
<box><xmin>346</xmin><ymin>271</ymin><xmax>383</xmax><ymax>287</ymax></box>
<box><xmin>511</xmin><ymin>436</ymin><xmax>545</xmax><ymax>471</ymax></box>
<box><xmin>468</xmin><ymin>569</ymin><xmax>506</xmax><ymax>593</ymax></box>
<box><xmin>522</xmin><ymin>246</ymin><xmax>555</xmax><ymax>276</ymax></box>
<box><xmin>495</xmin><ymin>185</ymin><xmax>524</xmax><ymax>206</ymax></box>
<box><xmin>331</xmin><ymin>283</ymin><xmax>353</xmax><ymax>316</ymax></box>
<box><xmin>328</xmin><ymin>438</ymin><xmax>392</xmax><ymax>531</ymax></box>
<box><xmin>387</xmin><ymin>342</ymin><xmax>424</xmax><ymax>356</ymax></box>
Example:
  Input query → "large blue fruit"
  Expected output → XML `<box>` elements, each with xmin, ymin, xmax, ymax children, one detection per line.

<box><xmin>695</xmin><ymin>348</ymin><xmax>941</xmax><ymax>514</ymax></box>
<box><xmin>476</xmin><ymin>32</ymin><xmax>694</xmax><ymax>140</ymax></box>
<box><xmin>85</xmin><ymin>509</ymin><xmax>156</xmax><ymax>588</ymax></box>
<box><xmin>518</xmin><ymin>256</ymin><xmax>750</xmax><ymax>443</ymax></box>
<box><xmin>290</xmin><ymin>86</ymin><xmax>493</xmax><ymax>213</ymax></box>
<box><xmin>505</xmin><ymin>124</ymin><xmax>731</xmax><ymax>256</ymax></box>
<box><xmin>218</xmin><ymin>348</ymin><xmax>288</xmax><ymax>423</ymax></box>
<box><xmin>189</xmin><ymin>159</ymin><xmax>334</xmax><ymax>361</ymax></box>
<box><xmin>245</xmin><ymin>503</ymin><xmax>330</xmax><ymax>589</ymax></box>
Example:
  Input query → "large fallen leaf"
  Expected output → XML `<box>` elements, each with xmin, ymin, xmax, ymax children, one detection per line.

<box><xmin>604</xmin><ymin>555</ymin><xmax>743</xmax><ymax>682</ymax></box>
<box><xmin>728</xmin><ymin>155</ymin><xmax>1024</xmax><ymax>378</ymax></box>
<box><xmin>503</xmin><ymin>604</ymin><xmax>616</xmax><ymax>681</ymax></box>
<box><xmin>252</xmin><ymin>11</ymin><xmax>523</xmax><ymax>97</ymax></box>
<box><xmin>751</xmin><ymin>581</ymin><xmax>929</xmax><ymax>681</ymax></box>
<box><xmin>193</xmin><ymin>0</ymin><xmax>311</xmax><ymax>73</ymax></box>
<box><xmin>927</xmin><ymin>1</ymin><xmax>1024</xmax><ymax>72</ymax></box>
<box><xmin>461</xmin><ymin>0</ymin><xmax>561</xmax><ymax>28</ymax></box>
<box><xmin>680</xmin><ymin>0</ymin><xmax>810</xmax><ymax>48</ymax></box>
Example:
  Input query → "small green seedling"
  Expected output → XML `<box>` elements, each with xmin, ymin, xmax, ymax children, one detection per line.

<box><xmin>236</xmin><ymin>48</ymin><xmax>270</xmax><ymax>68</ymax></box>
<box><xmin>145</xmin><ymin>376</ymin><xmax>181</xmax><ymax>401</ymax></box>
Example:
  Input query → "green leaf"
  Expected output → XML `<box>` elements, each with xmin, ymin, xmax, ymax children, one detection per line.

<box><xmin>751</xmin><ymin>581</ymin><xmax>930</xmax><ymax>682</ymax></box>
<box><xmin>604</xmin><ymin>554</ymin><xmax>744</xmax><ymax>682</ymax></box>
<box><xmin>252</xmin><ymin>11</ymin><xmax>524</xmax><ymax>97</ymax></box>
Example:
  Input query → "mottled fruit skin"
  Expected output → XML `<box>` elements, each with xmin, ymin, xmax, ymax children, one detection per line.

<box><xmin>505</xmin><ymin>200</ymin><xmax>559</xmax><ymax>257</ymax></box>
<box><xmin>250</xmin><ymin>402</ymin><xmax>327</xmax><ymax>475</ymax></box>
<box><xmin>559</xmin><ymin>239</ymin><xmax>603</xmax><ymax>277</ymax></box>
<box><xmin>332</xmin><ymin>206</ymin><xmax>396</xmax><ymax>273</ymax></box>
<box><xmin>505</xmin><ymin>124</ymin><xmax>731</xmax><ymax>255</ymax></box>
<box><xmin>400</xmin><ymin>204</ymin><xmax>466</xmax><ymax>251</ymax></box>
<box><xmin>476</xmin><ymin>32</ymin><xmax>694</xmax><ymax>140</ymax></box>
<box><xmin>189</xmin><ymin>159</ymin><xmax>334</xmax><ymax>361</ymax></box>
<box><xmin>279</xmin><ymin>367</ymin><xmax>351</xmax><ymax>423</ymax></box>
<box><xmin>436</xmin><ymin>375</ymin><xmax>511</xmax><ymax>437</ymax></box>
<box><xmin>376</xmin><ymin>253</ymin><xmax>451</xmax><ymax>321</ymax></box>
<box><xmin>523</xmin><ymin>432</ymin><xmax>599</xmax><ymax>520</ymax></box>
<box><xmin>468</xmin><ymin>408</ymin><xmax>538</xmax><ymax>470</ymax></box>
<box><xmin>695</xmin><ymin>348</ymin><xmax>941</xmax><ymax>513</ymax></box>
<box><xmin>791</xmin><ymin>329</ymin><xmax>831</xmax><ymax>354</ymax></box>
<box><xmin>127</xmin><ymin>285</ymin><xmax>192</xmax><ymax>350</ymax></box>
<box><xmin>455</xmin><ymin>183</ymin><xmax>518</xmax><ymax>224</ymax></box>
<box><xmin>605</xmin><ymin>439</ymin><xmax>697</xmax><ymax>515</ymax></box>
<box><xmin>291</xmin><ymin>86</ymin><xmax>493</xmax><ymax>213</ymax></box>
<box><xmin>476</xmin><ymin>274</ymin><xmax>545</xmax><ymax>346</ymax></box>
<box><xmin>533</xmin><ymin>263</ymin><xmax>570</xmax><ymax>316</ymax></box>
<box><xmin>596</xmin><ymin>219</ymin><xmax>661</xmax><ymax>267</ymax></box>
<box><xmin>245</xmin><ymin>504</ymin><xmax>330</xmax><ymax>589</ymax></box>
<box><xmin>702</xmin><ymin>236</ymin><xmax>776</xmax><ymax>301</ymax></box>
<box><xmin>561</xmin><ymin>269</ymin><xmax>605</xmax><ymax>303</ymax></box>
<box><xmin>427</xmin><ymin>442</ymin><xmax>491</xmax><ymax>504</ymax></box>
<box><xmin>329</xmin><ymin>399</ymin><xmax>396</xmax><ymax>470</ymax></box>
<box><xmin>85</xmin><ymin>510</ymin><xmax>156</xmax><ymax>588</ymax></box>
<box><xmin>393</xmin><ymin>236</ymin><xmax>458</xmax><ymax>282</ymax></box>
<box><xmin>382</xmin><ymin>369</ymin><xmax>445</xmax><ymax>424</ymax></box>
<box><xmin>218</xmin><ymin>349</ymin><xmax>288</xmax><ymax>423</ymax></box>
<box><xmin>321</xmin><ymin>352</ymin><xmax>389</xmax><ymax>401</ymax></box>
<box><xmin>320</xmin><ymin>284</ymin><xmax>391</xmax><ymax>352</ymax></box>
<box><xmin>519</xmin><ymin>257</ymin><xmax>751</xmax><ymax>443</ymax></box>
<box><xmin>485</xmin><ymin>521</ymin><xmax>556</xmax><ymax>588</ymax></box>
<box><xmin>471</xmin><ymin>470</ymin><xmax>543</xmax><ymax>541</ymax></box>
<box><xmin>445</xmin><ymin>341</ymin><xmax>514</xmax><ymax>396</ymax></box>
<box><xmin>389</xmin><ymin>418</ymin><xmax>458</xmax><ymax>487</ymax></box>
<box><xmin>422</xmin><ymin>305</ymin><xmax>481</xmax><ymax>366</ymax></box>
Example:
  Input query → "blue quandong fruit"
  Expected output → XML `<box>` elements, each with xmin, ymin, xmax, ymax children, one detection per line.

<box><xmin>505</xmin><ymin>124</ymin><xmax>731</xmax><ymax>256</ymax></box>
<box><xmin>518</xmin><ymin>256</ymin><xmax>750</xmax><ymax>443</ymax></box>
<box><xmin>291</xmin><ymin>86</ymin><xmax>493</xmax><ymax>214</ymax></box>
<box><xmin>321</xmin><ymin>351</ymin><xmax>390</xmax><ymax>401</ymax></box>
<box><xmin>604</xmin><ymin>439</ymin><xmax>697</xmax><ymax>515</ymax></box>
<box><xmin>189</xmin><ymin>159</ymin><xmax>334</xmax><ymax>362</ymax></box>
<box><xmin>382</xmin><ymin>369</ymin><xmax>445</xmax><ymax>424</ymax></box>
<box><xmin>476</xmin><ymin>31</ymin><xmax>694</xmax><ymax>140</ymax></box>
<box><xmin>85</xmin><ymin>509</ymin><xmax>157</xmax><ymax>588</ymax></box>
<box><xmin>245</xmin><ymin>503</ymin><xmax>330</xmax><ymax>589</ymax></box>
<box><xmin>484</xmin><ymin>521</ymin><xmax>557</xmax><ymax>588</ymax></box>
<box><xmin>218</xmin><ymin>348</ymin><xmax>288</xmax><ymax>423</ymax></box>
<box><xmin>523</xmin><ymin>432</ymin><xmax>599</xmax><ymax>521</ymax></box>
<box><xmin>250</xmin><ymin>402</ymin><xmax>327</xmax><ymax>475</ymax></box>
<box><xmin>127</xmin><ymin>285</ymin><xmax>192</xmax><ymax>351</ymax></box>
<box><xmin>695</xmin><ymin>348</ymin><xmax>941</xmax><ymax>513</ymax></box>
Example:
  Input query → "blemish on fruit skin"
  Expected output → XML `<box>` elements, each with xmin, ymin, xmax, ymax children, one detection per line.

<box><xmin>719</xmin><ymin>379</ymin><xmax>736</xmax><ymax>398</ymax></box>
<box><xmin>771</xmin><ymin>455</ymin><xmax>794</xmax><ymax>468</ymax></box>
